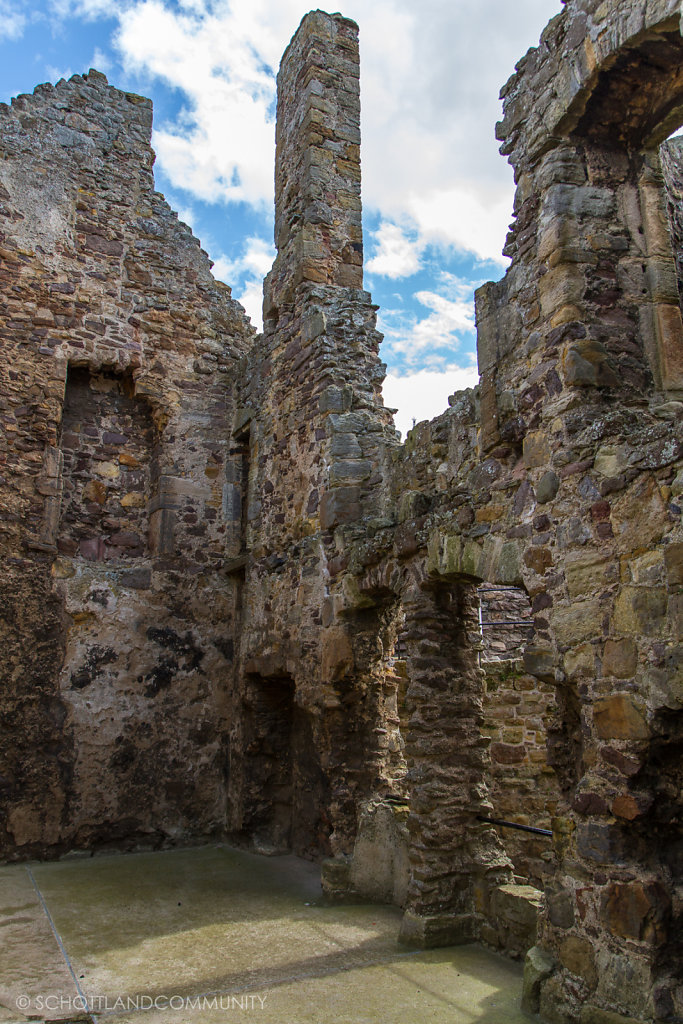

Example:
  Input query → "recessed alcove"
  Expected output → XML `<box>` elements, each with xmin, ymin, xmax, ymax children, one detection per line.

<box><xmin>58</xmin><ymin>366</ymin><xmax>154</xmax><ymax>562</ymax></box>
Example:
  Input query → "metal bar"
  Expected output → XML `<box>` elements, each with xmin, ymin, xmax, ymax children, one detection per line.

<box><xmin>477</xmin><ymin>586</ymin><xmax>526</xmax><ymax>592</ymax></box>
<box><xmin>477</xmin><ymin>815</ymin><xmax>552</xmax><ymax>837</ymax></box>
<box><xmin>480</xmin><ymin>620</ymin><xmax>535</xmax><ymax>626</ymax></box>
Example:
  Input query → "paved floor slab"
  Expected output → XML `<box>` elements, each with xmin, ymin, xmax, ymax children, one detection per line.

<box><xmin>0</xmin><ymin>866</ymin><xmax>80</xmax><ymax>1023</ymax></box>
<box><xmin>1</xmin><ymin>845</ymin><xmax>530</xmax><ymax>1023</ymax></box>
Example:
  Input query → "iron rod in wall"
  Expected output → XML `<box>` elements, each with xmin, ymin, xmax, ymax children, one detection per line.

<box><xmin>480</xmin><ymin>620</ymin><xmax>535</xmax><ymax>627</ymax></box>
<box><xmin>477</xmin><ymin>815</ymin><xmax>552</xmax><ymax>837</ymax></box>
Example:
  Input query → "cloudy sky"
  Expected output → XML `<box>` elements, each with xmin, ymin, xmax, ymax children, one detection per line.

<box><xmin>0</xmin><ymin>0</ymin><xmax>563</xmax><ymax>434</ymax></box>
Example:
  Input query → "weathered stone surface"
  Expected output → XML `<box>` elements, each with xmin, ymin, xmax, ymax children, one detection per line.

<box><xmin>0</xmin><ymin>69</ymin><xmax>253</xmax><ymax>858</ymax></box>
<box><xmin>551</xmin><ymin>599</ymin><xmax>604</xmax><ymax>647</ymax></box>
<box><xmin>537</xmin><ymin>471</ymin><xmax>560</xmax><ymax>504</ymax></box>
<box><xmin>559</xmin><ymin>935</ymin><xmax>598</xmax><ymax>989</ymax></box>
<box><xmin>492</xmin><ymin>883</ymin><xmax>544</xmax><ymax>958</ymax></box>
<box><xmin>1</xmin><ymin>7</ymin><xmax>682</xmax><ymax>1024</ymax></box>
<box><xmin>601</xmin><ymin>638</ymin><xmax>637</xmax><ymax>679</ymax></box>
<box><xmin>593</xmin><ymin>696</ymin><xmax>650</xmax><ymax>740</ymax></box>
<box><xmin>522</xmin><ymin>945</ymin><xmax>556</xmax><ymax>1015</ymax></box>
<box><xmin>347</xmin><ymin>799</ymin><xmax>409</xmax><ymax>906</ymax></box>
<box><xmin>601</xmin><ymin>881</ymin><xmax>668</xmax><ymax>942</ymax></box>
<box><xmin>612</xmin><ymin>587</ymin><xmax>668</xmax><ymax>637</ymax></box>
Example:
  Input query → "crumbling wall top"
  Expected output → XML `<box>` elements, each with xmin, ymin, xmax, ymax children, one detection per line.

<box><xmin>265</xmin><ymin>10</ymin><xmax>364</xmax><ymax>315</ymax></box>
<box><xmin>497</xmin><ymin>0</ymin><xmax>683</xmax><ymax>172</ymax></box>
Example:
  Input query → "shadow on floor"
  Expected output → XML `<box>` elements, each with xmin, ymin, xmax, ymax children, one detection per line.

<box><xmin>0</xmin><ymin>844</ymin><xmax>531</xmax><ymax>1024</ymax></box>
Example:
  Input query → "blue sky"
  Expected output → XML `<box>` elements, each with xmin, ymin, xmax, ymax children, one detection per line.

<box><xmin>0</xmin><ymin>0</ymin><xmax>564</xmax><ymax>434</ymax></box>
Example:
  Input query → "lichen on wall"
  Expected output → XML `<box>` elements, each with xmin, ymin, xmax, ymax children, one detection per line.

<box><xmin>1</xmin><ymin>6</ymin><xmax>682</xmax><ymax>1024</ymax></box>
<box><xmin>0</xmin><ymin>69</ymin><xmax>254</xmax><ymax>858</ymax></box>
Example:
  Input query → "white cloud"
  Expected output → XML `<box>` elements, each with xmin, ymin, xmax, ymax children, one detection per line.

<box><xmin>356</xmin><ymin>0</ymin><xmax>563</xmax><ymax>262</ymax></box>
<box><xmin>0</xmin><ymin>0</ymin><xmax>27</xmax><ymax>40</ymax></box>
<box><xmin>383</xmin><ymin>365</ymin><xmax>479</xmax><ymax>438</ymax></box>
<box><xmin>176</xmin><ymin>204</ymin><xmax>198</xmax><ymax>232</ymax></box>
<box><xmin>367</xmin><ymin>222</ymin><xmax>422</xmax><ymax>279</ymax></box>
<box><xmin>210</xmin><ymin>235</ymin><xmax>275</xmax><ymax>329</ymax></box>
<box><xmin>45</xmin><ymin>63</ymin><xmax>75</xmax><ymax>82</ymax></box>
<box><xmin>235</xmin><ymin>277</ymin><xmax>265</xmax><ymax>328</ymax></box>
<box><xmin>50</xmin><ymin>0</ymin><xmax>120</xmax><ymax>18</ymax></box>
<box><xmin>89</xmin><ymin>47</ymin><xmax>113</xmax><ymax>75</ymax></box>
<box><xmin>111</xmin><ymin>0</ymin><xmax>303</xmax><ymax>208</ymax></box>
<box><xmin>380</xmin><ymin>273</ymin><xmax>476</xmax><ymax>369</ymax></box>
<box><xmin>41</xmin><ymin>0</ymin><xmax>563</xmax><ymax>331</ymax></box>
<box><xmin>239</xmin><ymin>235</ymin><xmax>275</xmax><ymax>278</ymax></box>
<box><xmin>408</xmin><ymin>185</ymin><xmax>512</xmax><ymax>266</ymax></box>
<box><xmin>50</xmin><ymin>0</ymin><xmax>561</xmax><ymax>262</ymax></box>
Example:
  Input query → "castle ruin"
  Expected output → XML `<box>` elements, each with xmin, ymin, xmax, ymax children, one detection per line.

<box><xmin>1</xmin><ymin>2</ymin><xmax>682</xmax><ymax>1021</ymax></box>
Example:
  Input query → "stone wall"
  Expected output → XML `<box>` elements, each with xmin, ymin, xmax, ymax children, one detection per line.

<box><xmin>228</xmin><ymin>12</ymin><xmax>401</xmax><ymax>862</ymax></box>
<box><xmin>1</xmin><ymin>6</ymin><xmax>682</xmax><ymax>1024</ymax></box>
<box><xmin>0</xmin><ymin>71</ymin><xmax>254</xmax><ymax>858</ymax></box>
<box><xmin>477</xmin><ymin>587</ymin><xmax>556</xmax><ymax>891</ymax></box>
<box><xmin>662</xmin><ymin>137</ymin><xmax>683</xmax><ymax>305</ymax></box>
<box><xmin>483</xmin><ymin>663</ymin><xmax>557</xmax><ymax>890</ymax></box>
<box><xmin>272</xmin><ymin>3</ymin><xmax>683</xmax><ymax>1018</ymax></box>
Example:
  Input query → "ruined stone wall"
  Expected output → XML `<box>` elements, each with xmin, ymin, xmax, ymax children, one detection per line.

<box><xmin>1</xmin><ymin>7</ymin><xmax>682</xmax><ymax>1023</ymax></box>
<box><xmin>483</xmin><ymin>664</ymin><xmax>557</xmax><ymax>890</ymax></box>
<box><xmin>229</xmin><ymin>12</ymin><xmax>401</xmax><ymax>862</ymax></box>
<box><xmin>0</xmin><ymin>71</ymin><xmax>254</xmax><ymax>859</ymax></box>
<box><xmin>373</xmin><ymin>393</ymin><xmax>558</xmax><ymax>896</ymax></box>
<box><xmin>310</xmin><ymin>2</ymin><xmax>682</xmax><ymax>1018</ymax></box>
<box><xmin>662</xmin><ymin>136</ymin><xmax>683</xmax><ymax>305</ymax></box>
<box><xmin>479</xmin><ymin>588</ymin><xmax>555</xmax><ymax>891</ymax></box>
<box><xmin>485</xmin><ymin>2</ymin><xmax>683</xmax><ymax>1019</ymax></box>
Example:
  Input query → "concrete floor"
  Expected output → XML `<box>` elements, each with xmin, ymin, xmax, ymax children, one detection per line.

<box><xmin>0</xmin><ymin>845</ymin><xmax>530</xmax><ymax>1024</ymax></box>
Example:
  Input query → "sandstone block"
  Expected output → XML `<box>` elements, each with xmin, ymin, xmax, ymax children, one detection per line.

<box><xmin>612</xmin><ymin>586</ymin><xmax>667</xmax><ymax>637</ymax></box>
<box><xmin>594</xmin><ymin>445</ymin><xmax>629</xmax><ymax>477</ymax></box>
<box><xmin>491</xmin><ymin>742</ymin><xmax>525</xmax><ymax>764</ymax></box>
<box><xmin>83</xmin><ymin>479</ymin><xmax>107</xmax><ymax>504</ymax></box>
<box><xmin>538</xmin><ymin>264</ymin><xmax>584</xmax><ymax>323</ymax></box>
<box><xmin>523</xmin><ymin>430</ymin><xmax>551</xmax><ymax>469</ymax></box>
<box><xmin>523</xmin><ymin>646</ymin><xmax>556</xmax><ymax>682</ymax></box>
<box><xmin>601</xmin><ymin>638</ymin><xmax>637</xmax><ymax>678</ymax></box>
<box><xmin>551</xmin><ymin>599</ymin><xmax>603</xmax><ymax>647</ymax></box>
<box><xmin>559</xmin><ymin>935</ymin><xmax>597</xmax><ymax>989</ymax></box>
<box><xmin>593</xmin><ymin>695</ymin><xmax>649</xmax><ymax>740</ymax></box>
<box><xmin>546</xmin><ymin>885</ymin><xmax>575</xmax><ymax>929</ymax></box>
<box><xmin>664</xmin><ymin>542</ymin><xmax>683</xmax><ymax>586</ymax></box>
<box><xmin>611</xmin><ymin>476</ymin><xmax>668</xmax><ymax>553</ymax></box>
<box><xmin>524</xmin><ymin>546</ymin><xmax>553</xmax><ymax>574</ymax></box>
<box><xmin>611</xmin><ymin>794</ymin><xmax>641</xmax><ymax>821</ymax></box>
<box><xmin>522</xmin><ymin>945</ymin><xmax>556</xmax><ymax>1015</ymax></box>
<box><xmin>667</xmin><ymin>591</ymin><xmax>683</xmax><ymax>638</ymax></box>
<box><xmin>565</xmin><ymin>552</ymin><xmax>614</xmax><ymax>600</ymax></box>
<box><xmin>322</xmin><ymin>629</ymin><xmax>353</xmax><ymax>681</ymax></box>
<box><xmin>319</xmin><ymin>485</ymin><xmax>361</xmax><ymax>528</ymax></box>
<box><xmin>645</xmin><ymin>649</ymin><xmax>683</xmax><ymax>710</ymax></box>
<box><xmin>427</xmin><ymin>531</ymin><xmax>482</xmax><ymax>580</ymax></box>
<box><xmin>301</xmin><ymin>309</ymin><xmax>326</xmax><ymax>343</ymax></box>
<box><xmin>601</xmin><ymin>881</ymin><xmax>666</xmax><ymax>942</ymax></box>
<box><xmin>564</xmin><ymin>642</ymin><xmax>594</xmax><ymax>679</ymax></box>
<box><xmin>329</xmin><ymin>433</ymin><xmax>362</xmax><ymax>458</ymax></box>
<box><xmin>121</xmin><ymin>492</ymin><xmax>145</xmax><ymax>508</ymax></box>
